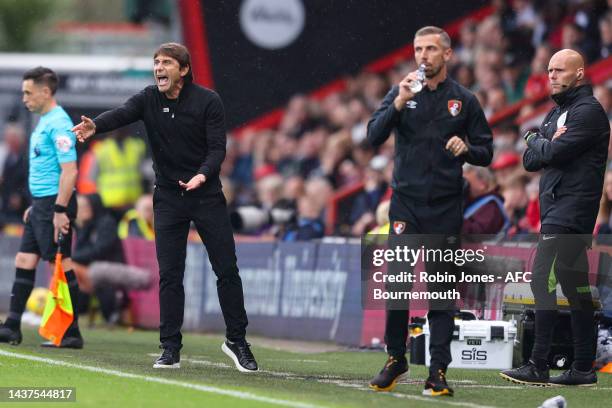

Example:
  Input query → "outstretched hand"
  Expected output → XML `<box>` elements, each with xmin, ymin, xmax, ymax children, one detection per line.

<box><xmin>72</xmin><ymin>115</ymin><xmax>96</xmax><ymax>142</ymax></box>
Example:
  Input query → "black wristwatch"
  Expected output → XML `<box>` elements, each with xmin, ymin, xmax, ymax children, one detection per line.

<box><xmin>54</xmin><ymin>204</ymin><xmax>68</xmax><ymax>213</ymax></box>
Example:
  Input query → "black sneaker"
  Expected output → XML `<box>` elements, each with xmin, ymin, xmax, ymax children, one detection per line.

<box><xmin>368</xmin><ymin>355</ymin><xmax>408</xmax><ymax>392</ymax></box>
<box><xmin>153</xmin><ymin>346</ymin><xmax>180</xmax><ymax>369</ymax></box>
<box><xmin>549</xmin><ymin>367</ymin><xmax>597</xmax><ymax>386</ymax></box>
<box><xmin>40</xmin><ymin>336</ymin><xmax>84</xmax><ymax>349</ymax></box>
<box><xmin>222</xmin><ymin>339</ymin><xmax>258</xmax><ymax>372</ymax></box>
<box><xmin>423</xmin><ymin>368</ymin><xmax>454</xmax><ymax>397</ymax></box>
<box><xmin>0</xmin><ymin>322</ymin><xmax>22</xmax><ymax>345</ymax></box>
<box><xmin>499</xmin><ymin>361</ymin><xmax>550</xmax><ymax>386</ymax></box>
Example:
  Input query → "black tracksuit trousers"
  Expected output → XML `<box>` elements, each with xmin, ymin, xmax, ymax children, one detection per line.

<box><xmin>153</xmin><ymin>186</ymin><xmax>248</xmax><ymax>349</ymax></box>
<box><xmin>385</xmin><ymin>192</ymin><xmax>462</xmax><ymax>373</ymax></box>
<box><xmin>530</xmin><ymin>224</ymin><xmax>595</xmax><ymax>370</ymax></box>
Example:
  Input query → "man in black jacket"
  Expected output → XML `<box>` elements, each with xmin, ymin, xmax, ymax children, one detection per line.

<box><xmin>500</xmin><ymin>49</ymin><xmax>610</xmax><ymax>386</ymax></box>
<box><xmin>72</xmin><ymin>43</ymin><xmax>257</xmax><ymax>372</ymax></box>
<box><xmin>366</xmin><ymin>26</ymin><xmax>492</xmax><ymax>397</ymax></box>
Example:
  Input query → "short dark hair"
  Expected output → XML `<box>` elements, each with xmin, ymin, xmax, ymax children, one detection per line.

<box><xmin>154</xmin><ymin>42</ymin><xmax>193</xmax><ymax>83</ymax></box>
<box><xmin>415</xmin><ymin>26</ymin><xmax>451</xmax><ymax>49</ymax></box>
<box><xmin>22</xmin><ymin>66</ymin><xmax>58</xmax><ymax>95</ymax></box>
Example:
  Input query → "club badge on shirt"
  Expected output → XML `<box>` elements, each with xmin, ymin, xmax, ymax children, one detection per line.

<box><xmin>55</xmin><ymin>135</ymin><xmax>73</xmax><ymax>153</ymax></box>
<box><xmin>448</xmin><ymin>100</ymin><xmax>462</xmax><ymax>117</ymax></box>
<box><xmin>393</xmin><ymin>221</ymin><xmax>406</xmax><ymax>235</ymax></box>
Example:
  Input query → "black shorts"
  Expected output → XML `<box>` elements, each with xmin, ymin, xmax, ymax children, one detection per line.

<box><xmin>389</xmin><ymin>191</ymin><xmax>463</xmax><ymax>234</ymax></box>
<box><xmin>19</xmin><ymin>194</ymin><xmax>77</xmax><ymax>261</ymax></box>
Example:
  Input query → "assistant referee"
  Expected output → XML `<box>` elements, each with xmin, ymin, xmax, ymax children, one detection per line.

<box><xmin>0</xmin><ymin>67</ymin><xmax>82</xmax><ymax>348</ymax></box>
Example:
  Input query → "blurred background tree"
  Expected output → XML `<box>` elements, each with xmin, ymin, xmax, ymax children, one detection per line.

<box><xmin>0</xmin><ymin>0</ymin><xmax>54</xmax><ymax>51</ymax></box>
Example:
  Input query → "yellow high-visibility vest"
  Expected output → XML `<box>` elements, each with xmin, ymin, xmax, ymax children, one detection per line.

<box><xmin>368</xmin><ymin>223</ymin><xmax>390</xmax><ymax>235</ymax></box>
<box><xmin>118</xmin><ymin>209</ymin><xmax>154</xmax><ymax>240</ymax></box>
<box><xmin>94</xmin><ymin>137</ymin><xmax>145</xmax><ymax>208</ymax></box>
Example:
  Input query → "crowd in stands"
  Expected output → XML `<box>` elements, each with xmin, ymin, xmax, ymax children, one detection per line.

<box><xmin>1</xmin><ymin>0</ymin><xmax>612</xmax><ymax>243</ymax></box>
<box><xmin>220</xmin><ymin>0</ymin><xmax>612</xmax><ymax>239</ymax></box>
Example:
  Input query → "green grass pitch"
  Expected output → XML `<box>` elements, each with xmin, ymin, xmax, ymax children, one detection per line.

<box><xmin>0</xmin><ymin>327</ymin><xmax>610</xmax><ymax>407</ymax></box>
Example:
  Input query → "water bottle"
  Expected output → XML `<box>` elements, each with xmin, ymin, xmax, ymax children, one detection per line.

<box><xmin>538</xmin><ymin>396</ymin><xmax>567</xmax><ymax>408</ymax></box>
<box><xmin>409</xmin><ymin>64</ymin><xmax>426</xmax><ymax>93</ymax></box>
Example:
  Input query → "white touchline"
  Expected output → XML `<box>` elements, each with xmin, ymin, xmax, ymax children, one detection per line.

<box><xmin>0</xmin><ymin>349</ymin><xmax>324</xmax><ymax>408</ymax></box>
<box><xmin>148</xmin><ymin>354</ymin><xmax>500</xmax><ymax>408</ymax></box>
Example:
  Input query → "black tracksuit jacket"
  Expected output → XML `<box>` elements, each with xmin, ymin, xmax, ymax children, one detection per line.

<box><xmin>93</xmin><ymin>81</ymin><xmax>226</xmax><ymax>195</ymax></box>
<box><xmin>524</xmin><ymin>85</ymin><xmax>610</xmax><ymax>233</ymax></box>
<box><xmin>367</xmin><ymin>78</ymin><xmax>493</xmax><ymax>204</ymax></box>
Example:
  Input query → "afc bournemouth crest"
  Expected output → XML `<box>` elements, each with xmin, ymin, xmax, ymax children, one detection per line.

<box><xmin>393</xmin><ymin>221</ymin><xmax>406</xmax><ymax>235</ymax></box>
<box><xmin>448</xmin><ymin>100</ymin><xmax>462</xmax><ymax>117</ymax></box>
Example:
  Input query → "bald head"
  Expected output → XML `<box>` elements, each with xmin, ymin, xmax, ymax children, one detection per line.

<box><xmin>548</xmin><ymin>49</ymin><xmax>585</xmax><ymax>95</ymax></box>
<box><xmin>552</xmin><ymin>49</ymin><xmax>584</xmax><ymax>69</ymax></box>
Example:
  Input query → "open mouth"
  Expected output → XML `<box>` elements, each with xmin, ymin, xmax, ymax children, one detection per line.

<box><xmin>157</xmin><ymin>75</ymin><xmax>169</xmax><ymax>86</ymax></box>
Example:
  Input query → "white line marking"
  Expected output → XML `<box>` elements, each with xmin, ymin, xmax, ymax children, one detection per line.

<box><xmin>387</xmin><ymin>391</ymin><xmax>498</xmax><ymax>408</ymax></box>
<box><xmin>0</xmin><ymin>349</ymin><xmax>324</xmax><ymax>408</ymax></box>
<box><xmin>154</xmin><ymin>354</ymin><xmax>498</xmax><ymax>408</ymax></box>
<box><xmin>265</xmin><ymin>359</ymin><xmax>327</xmax><ymax>364</ymax></box>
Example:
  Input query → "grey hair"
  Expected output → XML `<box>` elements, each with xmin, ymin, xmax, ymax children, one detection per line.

<box><xmin>463</xmin><ymin>163</ymin><xmax>495</xmax><ymax>186</ymax></box>
<box><xmin>415</xmin><ymin>26</ymin><xmax>451</xmax><ymax>49</ymax></box>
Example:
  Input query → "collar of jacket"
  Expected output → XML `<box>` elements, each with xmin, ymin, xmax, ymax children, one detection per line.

<box><xmin>551</xmin><ymin>84</ymin><xmax>592</xmax><ymax>107</ymax></box>
<box><xmin>161</xmin><ymin>80</ymin><xmax>194</xmax><ymax>101</ymax></box>
<box><xmin>424</xmin><ymin>76</ymin><xmax>450</xmax><ymax>92</ymax></box>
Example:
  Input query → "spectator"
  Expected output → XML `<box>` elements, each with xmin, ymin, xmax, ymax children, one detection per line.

<box><xmin>462</xmin><ymin>164</ymin><xmax>509</xmax><ymax>234</ymax></box>
<box><xmin>455</xmin><ymin>19</ymin><xmax>478</xmax><ymax>66</ymax></box>
<box><xmin>282</xmin><ymin>175</ymin><xmax>305</xmax><ymax>203</ymax></box>
<box><xmin>513</xmin><ymin>0</ymin><xmax>539</xmax><ymax>30</ymax></box>
<box><xmin>72</xmin><ymin>194</ymin><xmax>126</xmax><ymax>324</ymax></box>
<box><xmin>297</xmin><ymin>127</ymin><xmax>326</xmax><ymax>178</ymax></box>
<box><xmin>275</xmin><ymin>132</ymin><xmax>300</xmax><ymax>177</ymax></box>
<box><xmin>91</xmin><ymin>131</ymin><xmax>147</xmax><ymax>219</ymax></box>
<box><xmin>453</xmin><ymin>63</ymin><xmax>476</xmax><ymax>89</ymax></box>
<box><xmin>521</xmin><ymin>176</ymin><xmax>541</xmax><ymax>233</ymax></box>
<box><xmin>491</xmin><ymin>151</ymin><xmax>522</xmax><ymax>188</ymax></box>
<box><xmin>256</xmin><ymin>174</ymin><xmax>284</xmax><ymax>212</ymax></box>
<box><xmin>279</xmin><ymin>94</ymin><xmax>314</xmax><ymax>137</ymax></box>
<box><xmin>304</xmin><ymin>176</ymin><xmax>333</xmax><ymax>221</ymax></box>
<box><xmin>502</xmin><ymin>54</ymin><xmax>529</xmax><ymax>103</ymax></box>
<box><xmin>594</xmin><ymin>84</ymin><xmax>612</xmax><ymax>120</ymax></box>
<box><xmin>502</xmin><ymin>177</ymin><xmax>531</xmax><ymax>233</ymax></box>
<box><xmin>352</xmin><ymin>139</ymin><xmax>376</xmax><ymax>169</ymax></box>
<box><xmin>524</xmin><ymin>43</ymin><xmax>553</xmax><ymax>98</ymax></box>
<box><xmin>561</xmin><ymin>22</ymin><xmax>598</xmax><ymax>63</ymax></box>
<box><xmin>349</xmin><ymin>155</ymin><xmax>388</xmax><ymax>237</ymax></box>
<box><xmin>281</xmin><ymin>195</ymin><xmax>325</xmax><ymax>241</ymax></box>
<box><xmin>493</xmin><ymin>126</ymin><xmax>521</xmax><ymax>152</ymax></box>
<box><xmin>599</xmin><ymin>11</ymin><xmax>612</xmax><ymax>59</ymax></box>
<box><xmin>230</xmin><ymin>130</ymin><xmax>256</xmax><ymax>190</ymax></box>
<box><xmin>0</xmin><ymin>123</ymin><xmax>29</xmax><ymax>225</ymax></box>
<box><xmin>118</xmin><ymin>194</ymin><xmax>154</xmax><ymax>240</ymax></box>
<box><xmin>317</xmin><ymin>130</ymin><xmax>352</xmax><ymax>187</ymax></box>
<box><xmin>484</xmin><ymin>87</ymin><xmax>508</xmax><ymax>119</ymax></box>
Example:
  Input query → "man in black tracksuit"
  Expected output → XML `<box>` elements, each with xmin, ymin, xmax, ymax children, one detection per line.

<box><xmin>366</xmin><ymin>27</ymin><xmax>492</xmax><ymax>397</ymax></box>
<box><xmin>501</xmin><ymin>49</ymin><xmax>610</xmax><ymax>386</ymax></box>
<box><xmin>72</xmin><ymin>43</ymin><xmax>258</xmax><ymax>372</ymax></box>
